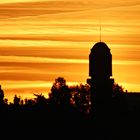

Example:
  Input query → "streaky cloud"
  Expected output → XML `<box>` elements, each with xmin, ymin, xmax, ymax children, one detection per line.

<box><xmin>0</xmin><ymin>1</ymin><xmax>87</xmax><ymax>19</ymax></box>
<box><xmin>0</xmin><ymin>0</ymin><xmax>139</xmax><ymax>19</ymax></box>
<box><xmin>0</xmin><ymin>55</ymin><xmax>139</xmax><ymax>65</ymax></box>
<box><xmin>0</xmin><ymin>55</ymin><xmax>88</xmax><ymax>64</ymax></box>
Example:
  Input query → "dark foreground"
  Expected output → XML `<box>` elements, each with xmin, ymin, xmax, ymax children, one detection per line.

<box><xmin>0</xmin><ymin>107</ymin><xmax>140</xmax><ymax>140</ymax></box>
<box><xmin>0</xmin><ymin>93</ymin><xmax>140</xmax><ymax>139</ymax></box>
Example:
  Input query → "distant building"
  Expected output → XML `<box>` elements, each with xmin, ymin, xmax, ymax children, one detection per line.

<box><xmin>87</xmin><ymin>42</ymin><xmax>114</xmax><ymax>114</ymax></box>
<box><xmin>89</xmin><ymin>42</ymin><xmax>112</xmax><ymax>81</ymax></box>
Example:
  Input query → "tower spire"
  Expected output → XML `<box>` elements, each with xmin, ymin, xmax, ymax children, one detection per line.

<box><xmin>100</xmin><ymin>22</ymin><xmax>101</xmax><ymax>42</ymax></box>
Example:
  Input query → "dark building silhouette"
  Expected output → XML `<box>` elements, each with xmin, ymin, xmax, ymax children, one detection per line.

<box><xmin>89</xmin><ymin>42</ymin><xmax>112</xmax><ymax>80</ymax></box>
<box><xmin>87</xmin><ymin>42</ymin><xmax>114</xmax><ymax>115</ymax></box>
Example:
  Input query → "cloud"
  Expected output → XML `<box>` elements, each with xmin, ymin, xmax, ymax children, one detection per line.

<box><xmin>0</xmin><ymin>0</ymin><xmax>140</xmax><ymax>96</ymax></box>
<box><xmin>0</xmin><ymin>1</ymin><xmax>87</xmax><ymax>19</ymax></box>
<box><xmin>0</xmin><ymin>56</ymin><xmax>88</xmax><ymax>82</ymax></box>
<box><xmin>0</xmin><ymin>32</ymin><xmax>140</xmax><ymax>46</ymax></box>
<box><xmin>0</xmin><ymin>55</ymin><xmax>88</xmax><ymax>64</ymax></box>
<box><xmin>0</xmin><ymin>0</ymin><xmax>140</xmax><ymax>19</ymax></box>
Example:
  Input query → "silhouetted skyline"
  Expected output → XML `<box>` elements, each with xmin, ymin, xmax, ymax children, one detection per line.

<box><xmin>0</xmin><ymin>1</ymin><xmax>140</xmax><ymax>139</ymax></box>
<box><xmin>0</xmin><ymin>40</ymin><xmax>140</xmax><ymax>139</ymax></box>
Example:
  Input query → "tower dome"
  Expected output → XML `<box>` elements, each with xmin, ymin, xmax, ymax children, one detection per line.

<box><xmin>91</xmin><ymin>42</ymin><xmax>110</xmax><ymax>53</ymax></box>
<box><xmin>89</xmin><ymin>42</ymin><xmax>112</xmax><ymax>81</ymax></box>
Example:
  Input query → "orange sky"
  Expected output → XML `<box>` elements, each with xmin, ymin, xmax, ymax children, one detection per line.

<box><xmin>0</xmin><ymin>0</ymin><xmax>140</xmax><ymax>102</ymax></box>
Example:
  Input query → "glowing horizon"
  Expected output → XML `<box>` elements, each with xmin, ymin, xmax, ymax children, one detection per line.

<box><xmin>0</xmin><ymin>0</ymin><xmax>140</xmax><ymax>102</ymax></box>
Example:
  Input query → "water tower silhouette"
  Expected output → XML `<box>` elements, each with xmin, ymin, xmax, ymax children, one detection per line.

<box><xmin>87</xmin><ymin>42</ymin><xmax>114</xmax><ymax>114</ymax></box>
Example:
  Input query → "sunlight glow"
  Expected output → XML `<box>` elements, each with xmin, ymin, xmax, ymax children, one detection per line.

<box><xmin>0</xmin><ymin>0</ymin><xmax>140</xmax><ymax>100</ymax></box>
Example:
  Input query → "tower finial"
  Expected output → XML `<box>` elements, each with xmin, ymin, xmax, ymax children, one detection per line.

<box><xmin>100</xmin><ymin>22</ymin><xmax>101</xmax><ymax>42</ymax></box>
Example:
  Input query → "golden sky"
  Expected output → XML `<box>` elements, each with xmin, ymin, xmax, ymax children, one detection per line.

<box><xmin>0</xmin><ymin>0</ymin><xmax>140</xmax><ymax>102</ymax></box>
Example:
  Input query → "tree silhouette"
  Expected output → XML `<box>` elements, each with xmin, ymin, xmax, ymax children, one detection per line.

<box><xmin>34</xmin><ymin>93</ymin><xmax>47</xmax><ymax>106</ymax></box>
<box><xmin>0</xmin><ymin>80</ymin><xmax>130</xmax><ymax>124</ymax></box>
<box><xmin>70</xmin><ymin>84</ymin><xmax>91</xmax><ymax>114</ymax></box>
<box><xmin>13</xmin><ymin>95</ymin><xmax>21</xmax><ymax>106</ymax></box>
<box><xmin>113</xmin><ymin>83</ymin><xmax>124</xmax><ymax>96</ymax></box>
<box><xmin>49</xmin><ymin>77</ymin><xmax>71</xmax><ymax>106</ymax></box>
<box><xmin>0</xmin><ymin>85</ymin><xmax>4</xmax><ymax>105</ymax></box>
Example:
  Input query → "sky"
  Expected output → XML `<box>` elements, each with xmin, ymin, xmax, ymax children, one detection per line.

<box><xmin>0</xmin><ymin>0</ymin><xmax>140</xmax><ymax>102</ymax></box>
